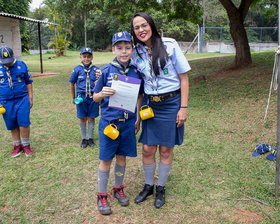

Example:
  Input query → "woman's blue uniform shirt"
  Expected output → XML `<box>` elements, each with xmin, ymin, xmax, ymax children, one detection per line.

<box><xmin>131</xmin><ymin>37</ymin><xmax>191</xmax><ymax>95</ymax></box>
<box><xmin>69</xmin><ymin>63</ymin><xmax>99</xmax><ymax>94</ymax></box>
<box><xmin>94</xmin><ymin>58</ymin><xmax>144</xmax><ymax>122</ymax></box>
<box><xmin>0</xmin><ymin>60</ymin><xmax>33</xmax><ymax>101</ymax></box>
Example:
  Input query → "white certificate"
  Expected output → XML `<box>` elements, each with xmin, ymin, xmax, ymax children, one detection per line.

<box><xmin>109</xmin><ymin>74</ymin><xmax>141</xmax><ymax>113</ymax></box>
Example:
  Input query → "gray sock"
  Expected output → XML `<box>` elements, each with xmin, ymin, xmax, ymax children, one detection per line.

<box><xmin>79</xmin><ymin>123</ymin><xmax>87</xmax><ymax>140</ymax></box>
<box><xmin>21</xmin><ymin>138</ymin><xmax>30</xmax><ymax>147</ymax></box>
<box><xmin>13</xmin><ymin>140</ymin><xmax>21</xmax><ymax>146</ymax></box>
<box><xmin>158</xmin><ymin>162</ymin><xmax>172</xmax><ymax>187</ymax></box>
<box><xmin>114</xmin><ymin>163</ymin><xmax>126</xmax><ymax>188</ymax></box>
<box><xmin>98</xmin><ymin>168</ymin><xmax>110</xmax><ymax>193</ymax></box>
<box><xmin>88</xmin><ymin>122</ymin><xmax>95</xmax><ymax>139</ymax></box>
<box><xmin>143</xmin><ymin>162</ymin><xmax>156</xmax><ymax>186</ymax></box>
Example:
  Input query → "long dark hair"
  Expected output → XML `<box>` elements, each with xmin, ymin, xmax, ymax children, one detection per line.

<box><xmin>131</xmin><ymin>12</ymin><xmax>168</xmax><ymax>76</ymax></box>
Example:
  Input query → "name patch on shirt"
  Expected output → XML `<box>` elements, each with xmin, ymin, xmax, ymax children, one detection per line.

<box><xmin>78</xmin><ymin>76</ymin><xmax>84</xmax><ymax>79</ymax></box>
<box><xmin>107</xmin><ymin>73</ymin><xmax>114</xmax><ymax>84</ymax></box>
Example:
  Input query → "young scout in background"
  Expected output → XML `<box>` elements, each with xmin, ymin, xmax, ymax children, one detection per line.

<box><xmin>69</xmin><ymin>48</ymin><xmax>100</xmax><ymax>148</ymax></box>
<box><xmin>93</xmin><ymin>31</ymin><xmax>144</xmax><ymax>215</ymax></box>
<box><xmin>0</xmin><ymin>46</ymin><xmax>34</xmax><ymax>157</ymax></box>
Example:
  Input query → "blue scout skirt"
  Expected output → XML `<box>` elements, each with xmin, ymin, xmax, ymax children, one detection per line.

<box><xmin>139</xmin><ymin>93</ymin><xmax>184</xmax><ymax>147</ymax></box>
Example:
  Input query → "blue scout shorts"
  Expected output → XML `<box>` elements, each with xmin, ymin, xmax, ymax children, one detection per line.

<box><xmin>76</xmin><ymin>94</ymin><xmax>99</xmax><ymax>119</ymax></box>
<box><xmin>98</xmin><ymin>117</ymin><xmax>137</xmax><ymax>161</ymax></box>
<box><xmin>2</xmin><ymin>95</ymin><xmax>31</xmax><ymax>130</ymax></box>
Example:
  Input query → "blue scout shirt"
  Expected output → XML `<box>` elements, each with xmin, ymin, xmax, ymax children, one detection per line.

<box><xmin>69</xmin><ymin>63</ymin><xmax>99</xmax><ymax>95</ymax></box>
<box><xmin>0</xmin><ymin>60</ymin><xmax>33</xmax><ymax>101</ymax></box>
<box><xmin>131</xmin><ymin>37</ymin><xmax>191</xmax><ymax>95</ymax></box>
<box><xmin>94</xmin><ymin>58</ymin><xmax>144</xmax><ymax>122</ymax></box>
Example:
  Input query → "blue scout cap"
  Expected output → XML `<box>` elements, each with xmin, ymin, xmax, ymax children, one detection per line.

<box><xmin>266</xmin><ymin>147</ymin><xmax>278</xmax><ymax>161</ymax></box>
<box><xmin>252</xmin><ymin>143</ymin><xmax>271</xmax><ymax>157</ymax></box>
<box><xmin>0</xmin><ymin>46</ymin><xmax>14</xmax><ymax>64</ymax></box>
<box><xmin>80</xmin><ymin>48</ymin><xmax>93</xmax><ymax>55</ymax></box>
<box><xmin>112</xmin><ymin>31</ymin><xmax>132</xmax><ymax>46</ymax></box>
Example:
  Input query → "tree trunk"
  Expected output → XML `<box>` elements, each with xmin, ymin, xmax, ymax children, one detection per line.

<box><xmin>229</xmin><ymin>10</ymin><xmax>252</xmax><ymax>67</ymax></box>
<box><xmin>219</xmin><ymin>0</ymin><xmax>255</xmax><ymax>68</ymax></box>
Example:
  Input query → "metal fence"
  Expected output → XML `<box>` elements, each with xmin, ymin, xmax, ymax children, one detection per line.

<box><xmin>199</xmin><ymin>27</ymin><xmax>278</xmax><ymax>53</ymax></box>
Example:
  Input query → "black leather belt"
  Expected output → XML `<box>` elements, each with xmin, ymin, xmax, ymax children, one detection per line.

<box><xmin>148</xmin><ymin>89</ymin><xmax>180</xmax><ymax>102</ymax></box>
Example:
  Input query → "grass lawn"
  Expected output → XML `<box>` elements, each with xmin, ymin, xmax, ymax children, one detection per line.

<box><xmin>1</xmin><ymin>50</ymin><xmax>280</xmax><ymax>223</ymax></box>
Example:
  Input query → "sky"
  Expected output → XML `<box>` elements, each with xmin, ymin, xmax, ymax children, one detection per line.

<box><xmin>30</xmin><ymin>0</ymin><xmax>45</xmax><ymax>11</ymax></box>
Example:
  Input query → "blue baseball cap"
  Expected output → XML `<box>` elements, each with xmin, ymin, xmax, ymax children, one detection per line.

<box><xmin>266</xmin><ymin>147</ymin><xmax>278</xmax><ymax>161</ymax></box>
<box><xmin>112</xmin><ymin>31</ymin><xmax>132</xmax><ymax>46</ymax></box>
<box><xmin>80</xmin><ymin>48</ymin><xmax>93</xmax><ymax>55</ymax></box>
<box><xmin>0</xmin><ymin>46</ymin><xmax>14</xmax><ymax>64</ymax></box>
<box><xmin>252</xmin><ymin>143</ymin><xmax>271</xmax><ymax>157</ymax></box>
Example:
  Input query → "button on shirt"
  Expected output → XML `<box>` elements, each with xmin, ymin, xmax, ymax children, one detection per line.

<box><xmin>94</xmin><ymin>58</ymin><xmax>144</xmax><ymax>122</ymax></box>
<box><xmin>69</xmin><ymin>63</ymin><xmax>99</xmax><ymax>94</ymax></box>
<box><xmin>131</xmin><ymin>37</ymin><xmax>191</xmax><ymax>95</ymax></box>
<box><xmin>0</xmin><ymin>60</ymin><xmax>33</xmax><ymax>100</ymax></box>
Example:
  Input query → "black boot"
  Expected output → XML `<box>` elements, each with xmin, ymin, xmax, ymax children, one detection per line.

<box><xmin>134</xmin><ymin>184</ymin><xmax>154</xmax><ymax>204</ymax></box>
<box><xmin>154</xmin><ymin>185</ymin><xmax>165</xmax><ymax>208</ymax></box>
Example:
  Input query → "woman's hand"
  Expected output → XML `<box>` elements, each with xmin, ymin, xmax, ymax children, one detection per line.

<box><xmin>96</xmin><ymin>69</ymin><xmax>101</xmax><ymax>80</ymax></box>
<box><xmin>176</xmin><ymin>107</ymin><xmax>188</xmax><ymax>127</ymax></box>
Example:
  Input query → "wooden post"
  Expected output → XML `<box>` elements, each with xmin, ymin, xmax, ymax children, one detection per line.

<box><xmin>38</xmin><ymin>22</ymin><xmax>43</xmax><ymax>74</ymax></box>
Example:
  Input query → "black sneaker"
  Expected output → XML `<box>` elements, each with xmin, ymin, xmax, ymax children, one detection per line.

<box><xmin>111</xmin><ymin>185</ymin><xmax>129</xmax><ymax>206</ymax></box>
<box><xmin>97</xmin><ymin>193</ymin><xmax>112</xmax><ymax>215</ymax></box>
<box><xmin>154</xmin><ymin>185</ymin><xmax>165</xmax><ymax>208</ymax></box>
<box><xmin>88</xmin><ymin>138</ymin><xmax>95</xmax><ymax>147</ymax></box>
<box><xmin>134</xmin><ymin>184</ymin><xmax>154</xmax><ymax>204</ymax></box>
<box><xmin>80</xmin><ymin>139</ymin><xmax>88</xmax><ymax>148</ymax></box>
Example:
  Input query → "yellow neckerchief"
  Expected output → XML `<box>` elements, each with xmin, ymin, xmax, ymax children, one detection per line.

<box><xmin>80</xmin><ymin>62</ymin><xmax>94</xmax><ymax>98</ymax></box>
<box><xmin>4</xmin><ymin>59</ymin><xmax>17</xmax><ymax>89</ymax></box>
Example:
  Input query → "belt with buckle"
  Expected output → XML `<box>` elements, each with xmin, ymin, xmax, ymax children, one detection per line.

<box><xmin>148</xmin><ymin>89</ymin><xmax>181</xmax><ymax>102</ymax></box>
<box><xmin>110</xmin><ymin>118</ymin><xmax>126</xmax><ymax>124</ymax></box>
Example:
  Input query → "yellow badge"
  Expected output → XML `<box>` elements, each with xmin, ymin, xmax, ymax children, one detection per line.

<box><xmin>118</xmin><ymin>32</ymin><xmax>122</xmax><ymax>37</ymax></box>
<box><xmin>113</xmin><ymin>73</ymin><xmax>119</xmax><ymax>80</ymax></box>
<box><xmin>4</xmin><ymin>52</ymin><xmax>8</xmax><ymax>57</ymax></box>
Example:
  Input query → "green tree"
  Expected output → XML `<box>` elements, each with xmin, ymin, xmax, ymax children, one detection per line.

<box><xmin>0</xmin><ymin>0</ymin><xmax>31</xmax><ymax>16</ymax></box>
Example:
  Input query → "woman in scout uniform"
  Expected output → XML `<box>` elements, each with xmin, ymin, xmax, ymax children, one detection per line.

<box><xmin>93</xmin><ymin>31</ymin><xmax>144</xmax><ymax>215</ymax></box>
<box><xmin>131</xmin><ymin>12</ymin><xmax>191</xmax><ymax>208</ymax></box>
<box><xmin>0</xmin><ymin>46</ymin><xmax>34</xmax><ymax>157</ymax></box>
<box><xmin>69</xmin><ymin>48</ymin><xmax>100</xmax><ymax>148</ymax></box>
